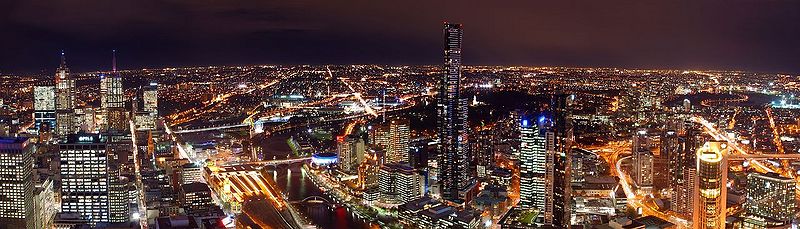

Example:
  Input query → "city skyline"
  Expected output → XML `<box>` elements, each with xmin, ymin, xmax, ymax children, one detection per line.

<box><xmin>2</xmin><ymin>2</ymin><xmax>800</xmax><ymax>229</ymax></box>
<box><xmin>2</xmin><ymin>1</ymin><xmax>800</xmax><ymax>74</ymax></box>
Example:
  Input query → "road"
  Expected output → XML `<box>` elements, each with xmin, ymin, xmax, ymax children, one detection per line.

<box><xmin>129</xmin><ymin>120</ymin><xmax>148</xmax><ymax>229</ymax></box>
<box><xmin>331</xmin><ymin>66</ymin><xmax>378</xmax><ymax>117</ymax></box>
<box><xmin>615</xmin><ymin>155</ymin><xmax>690</xmax><ymax>228</ymax></box>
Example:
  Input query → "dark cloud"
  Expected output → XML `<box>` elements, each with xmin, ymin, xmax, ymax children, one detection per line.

<box><xmin>0</xmin><ymin>0</ymin><xmax>799</xmax><ymax>74</ymax></box>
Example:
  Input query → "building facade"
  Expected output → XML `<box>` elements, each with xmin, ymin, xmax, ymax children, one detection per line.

<box><xmin>338</xmin><ymin>135</ymin><xmax>365</xmax><ymax>174</ymax></box>
<box><xmin>745</xmin><ymin>172</ymin><xmax>796</xmax><ymax>226</ymax></box>
<box><xmin>387</xmin><ymin>118</ymin><xmax>410</xmax><ymax>164</ymax></box>
<box><xmin>379</xmin><ymin>163</ymin><xmax>425</xmax><ymax>205</ymax></box>
<box><xmin>34</xmin><ymin>84</ymin><xmax>57</xmax><ymax>133</ymax></box>
<box><xmin>0</xmin><ymin>137</ymin><xmax>34</xmax><ymax>228</ymax></box>
<box><xmin>693</xmin><ymin>141</ymin><xmax>728</xmax><ymax>229</ymax></box>
<box><xmin>437</xmin><ymin>22</ymin><xmax>473</xmax><ymax>204</ymax></box>
<box><xmin>60</xmin><ymin>134</ymin><xmax>110</xmax><ymax>225</ymax></box>
<box><xmin>519</xmin><ymin>116</ymin><xmax>549</xmax><ymax>212</ymax></box>
<box><xmin>55</xmin><ymin>53</ymin><xmax>76</xmax><ymax>136</ymax></box>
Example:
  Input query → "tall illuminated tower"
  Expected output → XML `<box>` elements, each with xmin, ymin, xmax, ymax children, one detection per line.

<box><xmin>55</xmin><ymin>52</ymin><xmax>76</xmax><ymax>136</ymax></box>
<box><xmin>519</xmin><ymin>116</ymin><xmax>550</xmax><ymax>214</ymax></box>
<box><xmin>549</xmin><ymin>95</ymin><xmax>572</xmax><ymax>227</ymax></box>
<box><xmin>693</xmin><ymin>141</ymin><xmax>728</xmax><ymax>229</ymax></box>
<box><xmin>437</xmin><ymin>22</ymin><xmax>473</xmax><ymax>203</ymax></box>
<box><xmin>104</xmin><ymin>50</ymin><xmax>126</xmax><ymax>132</ymax></box>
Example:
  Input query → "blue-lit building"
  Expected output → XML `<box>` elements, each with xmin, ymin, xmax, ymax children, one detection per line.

<box><xmin>519</xmin><ymin>115</ymin><xmax>549</xmax><ymax>213</ymax></box>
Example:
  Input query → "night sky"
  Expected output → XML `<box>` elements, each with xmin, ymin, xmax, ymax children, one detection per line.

<box><xmin>1</xmin><ymin>0</ymin><xmax>799</xmax><ymax>74</ymax></box>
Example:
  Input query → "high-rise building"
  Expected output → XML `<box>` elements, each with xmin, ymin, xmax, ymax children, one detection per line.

<box><xmin>634</xmin><ymin>149</ymin><xmax>654</xmax><ymax>191</ymax></box>
<box><xmin>143</xmin><ymin>81</ymin><xmax>159</xmax><ymax>115</ymax></box>
<box><xmin>338</xmin><ymin>135</ymin><xmax>365</xmax><ymax>174</ymax></box>
<box><xmin>104</xmin><ymin>51</ymin><xmax>126</xmax><ymax>132</ymax></box>
<box><xmin>0</xmin><ymin>137</ymin><xmax>34</xmax><ymax>228</ymax></box>
<box><xmin>472</xmin><ymin>128</ymin><xmax>494</xmax><ymax>178</ymax></box>
<box><xmin>378</xmin><ymin>163</ymin><xmax>425</xmax><ymax>205</ymax></box>
<box><xmin>548</xmin><ymin>95</ymin><xmax>572</xmax><ymax>227</ymax></box>
<box><xmin>661</xmin><ymin>130</ymin><xmax>679</xmax><ymax>183</ymax></box>
<box><xmin>55</xmin><ymin>52</ymin><xmax>76</xmax><ymax>136</ymax></box>
<box><xmin>693</xmin><ymin>141</ymin><xmax>728</xmax><ymax>229</ymax></box>
<box><xmin>633</xmin><ymin>129</ymin><xmax>649</xmax><ymax>153</ymax></box>
<box><xmin>33</xmin><ymin>83</ymin><xmax>57</xmax><ymax>133</ymax></box>
<box><xmin>369</xmin><ymin>124</ymin><xmax>390</xmax><ymax>149</ymax></box>
<box><xmin>519</xmin><ymin>116</ymin><xmax>549</xmax><ymax>213</ymax></box>
<box><xmin>108</xmin><ymin>165</ymin><xmax>130</xmax><ymax>223</ymax></box>
<box><xmin>437</xmin><ymin>22</ymin><xmax>473</xmax><ymax>204</ymax></box>
<box><xmin>59</xmin><ymin>134</ymin><xmax>110</xmax><ymax>225</ymax></box>
<box><xmin>387</xmin><ymin>118</ymin><xmax>410</xmax><ymax>164</ymax></box>
<box><xmin>33</xmin><ymin>177</ymin><xmax>58</xmax><ymax>229</ymax></box>
<box><xmin>671</xmin><ymin>125</ymin><xmax>702</xmax><ymax>216</ymax></box>
<box><xmin>744</xmin><ymin>172</ymin><xmax>796</xmax><ymax>226</ymax></box>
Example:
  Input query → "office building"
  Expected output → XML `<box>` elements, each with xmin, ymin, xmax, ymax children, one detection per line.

<box><xmin>438</xmin><ymin>22</ymin><xmax>473</xmax><ymax>204</ymax></box>
<box><xmin>693</xmin><ymin>141</ymin><xmax>728</xmax><ymax>229</ymax></box>
<box><xmin>338</xmin><ymin>135</ymin><xmax>365</xmax><ymax>174</ymax></box>
<box><xmin>108</xmin><ymin>165</ymin><xmax>130</xmax><ymax>223</ymax></box>
<box><xmin>472</xmin><ymin>128</ymin><xmax>494</xmax><ymax>178</ymax></box>
<box><xmin>55</xmin><ymin>53</ymin><xmax>76</xmax><ymax>136</ymax></box>
<box><xmin>634</xmin><ymin>149</ymin><xmax>654</xmax><ymax>191</ymax></box>
<box><xmin>379</xmin><ymin>163</ymin><xmax>425</xmax><ymax>205</ymax></box>
<box><xmin>103</xmin><ymin>51</ymin><xmax>126</xmax><ymax>132</ymax></box>
<box><xmin>180</xmin><ymin>163</ymin><xmax>204</xmax><ymax>185</ymax></box>
<box><xmin>744</xmin><ymin>172</ymin><xmax>796</xmax><ymax>226</ymax></box>
<box><xmin>143</xmin><ymin>81</ymin><xmax>159</xmax><ymax>115</ymax></box>
<box><xmin>387</xmin><ymin>118</ymin><xmax>410</xmax><ymax>164</ymax></box>
<box><xmin>547</xmin><ymin>95</ymin><xmax>573</xmax><ymax>227</ymax></box>
<box><xmin>0</xmin><ymin>137</ymin><xmax>34</xmax><ymax>228</ymax></box>
<box><xmin>671</xmin><ymin>126</ymin><xmax>701</xmax><ymax>216</ymax></box>
<box><xmin>60</xmin><ymin>134</ymin><xmax>110</xmax><ymax>225</ymax></box>
<box><xmin>33</xmin><ymin>83</ymin><xmax>57</xmax><ymax>133</ymax></box>
<box><xmin>519</xmin><ymin>116</ymin><xmax>549</xmax><ymax>213</ymax></box>
<box><xmin>33</xmin><ymin>177</ymin><xmax>58</xmax><ymax>229</ymax></box>
<box><xmin>181</xmin><ymin>182</ymin><xmax>214</xmax><ymax>216</ymax></box>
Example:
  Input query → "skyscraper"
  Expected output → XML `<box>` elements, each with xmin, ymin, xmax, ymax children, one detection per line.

<box><xmin>519</xmin><ymin>116</ymin><xmax>550</xmax><ymax>214</ymax></box>
<box><xmin>338</xmin><ymin>135</ymin><xmax>365</xmax><ymax>174</ymax></box>
<box><xmin>60</xmin><ymin>134</ymin><xmax>110</xmax><ymax>225</ymax></box>
<box><xmin>387</xmin><ymin>118</ymin><xmax>410</xmax><ymax>164</ymax></box>
<box><xmin>671</xmin><ymin>125</ymin><xmax>701</xmax><ymax>216</ymax></box>
<box><xmin>634</xmin><ymin>149</ymin><xmax>654</xmax><ymax>191</ymax></box>
<box><xmin>473</xmin><ymin>128</ymin><xmax>494</xmax><ymax>178</ymax></box>
<box><xmin>0</xmin><ymin>137</ymin><xmax>34</xmax><ymax>229</ymax></box>
<box><xmin>55</xmin><ymin>52</ymin><xmax>76</xmax><ymax>136</ymax></box>
<box><xmin>378</xmin><ymin>163</ymin><xmax>425</xmax><ymax>205</ymax></box>
<box><xmin>693</xmin><ymin>141</ymin><xmax>728</xmax><ymax>229</ymax></box>
<box><xmin>744</xmin><ymin>172</ymin><xmax>796</xmax><ymax>226</ymax></box>
<box><xmin>437</xmin><ymin>22</ymin><xmax>473</xmax><ymax>204</ymax></box>
<box><xmin>143</xmin><ymin>81</ymin><xmax>159</xmax><ymax>115</ymax></box>
<box><xmin>548</xmin><ymin>94</ymin><xmax>572</xmax><ymax>227</ymax></box>
<box><xmin>104</xmin><ymin>50</ymin><xmax>126</xmax><ymax>132</ymax></box>
<box><xmin>33</xmin><ymin>83</ymin><xmax>57</xmax><ymax>133</ymax></box>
